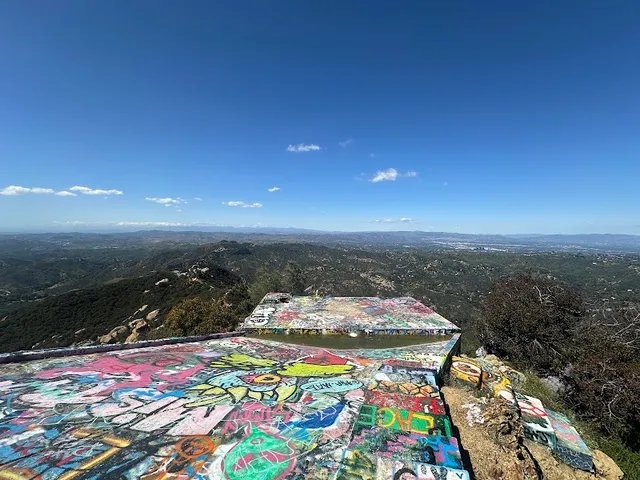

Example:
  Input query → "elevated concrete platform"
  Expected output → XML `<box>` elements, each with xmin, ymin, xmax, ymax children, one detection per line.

<box><xmin>241</xmin><ymin>293</ymin><xmax>461</xmax><ymax>335</ymax></box>
<box><xmin>0</xmin><ymin>334</ymin><xmax>463</xmax><ymax>479</ymax></box>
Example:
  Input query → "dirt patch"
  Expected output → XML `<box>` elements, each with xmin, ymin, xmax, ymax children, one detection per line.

<box><xmin>441</xmin><ymin>386</ymin><xmax>621</xmax><ymax>480</ymax></box>
<box><xmin>442</xmin><ymin>386</ymin><xmax>538</xmax><ymax>480</ymax></box>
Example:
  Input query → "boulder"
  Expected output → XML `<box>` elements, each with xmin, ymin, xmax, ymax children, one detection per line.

<box><xmin>146</xmin><ymin>309</ymin><xmax>160</xmax><ymax>321</ymax></box>
<box><xmin>128</xmin><ymin>318</ymin><xmax>147</xmax><ymax>330</ymax></box>
<box><xmin>99</xmin><ymin>326</ymin><xmax>128</xmax><ymax>344</ymax></box>
<box><xmin>482</xmin><ymin>398</ymin><xmax>523</xmax><ymax>449</ymax></box>
<box><xmin>125</xmin><ymin>320</ymin><xmax>150</xmax><ymax>343</ymax></box>
<box><xmin>442</xmin><ymin>386</ymin><xmax>539</xmax><ymax>480</ymax></box>
<box><xmin>125</xmin><ymin>330</ymin><xmax>141</xmax><ymax>343</ymax></box>
<box><xmin>592</xmin><ymin>450</ymin><xmax>623</xmax><ymax>480</ymax></box>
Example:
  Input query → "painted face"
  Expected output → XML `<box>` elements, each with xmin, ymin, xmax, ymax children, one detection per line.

<box><xmin>451</xmin><ymin>360</ymin><xmax>481</xmax><ymax>377</ymax></box>
<box><xmin>187</xmin><ymin>368</ymin><xmax>300</xmax><ymax>406</ymax></box>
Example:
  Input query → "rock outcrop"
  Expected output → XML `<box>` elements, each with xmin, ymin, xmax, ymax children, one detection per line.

<box><xmin>443</xmin><ymin>385</ymin><xmax>623</xmax><ymax>480</ymax></box>
<box><xmin>96</xmin><ymin>304</ymin><xmax>161</xmax><ymax>346</ymax></box>
<box><xmin>98</xmin><ymin>326</ymin><xmax>128</xmax><ymax>344</ymax></box>
<box><xmin>592</xmin><ymin>450</ymin><xmax>624</xmax><ymax>480</ymax></box>
<box><xmin>125</xmin><ymin>319</ymin><xmax>150</xmax><ymax>343</ymax></box>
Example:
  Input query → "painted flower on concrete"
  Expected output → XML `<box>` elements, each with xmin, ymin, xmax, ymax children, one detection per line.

<box><xmin>186</xmin><ymin>352</ymin><xmax>359</xmax><ymax>406</ymax></box>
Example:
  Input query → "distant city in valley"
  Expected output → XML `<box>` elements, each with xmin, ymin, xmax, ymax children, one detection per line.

<box><xmin>2</xmin><ymin>229</ymin><xmax>640</xmax><ymax>253</ymax></box>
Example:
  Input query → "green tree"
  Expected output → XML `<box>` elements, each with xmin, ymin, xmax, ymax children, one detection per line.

<box><xmin>248</xmin><ymin>266</ymin><xmax>285</xmax><ymax>303</ymax></box>
<box><xmin>163</xmin><ymin>296</ymin><xmax>238</xmax><ymax>336</ymax></box>
<box><xmin>480</xmin><ymin>274</ymin><xmax>583</xmax><ymax>373</ymax></box>
<box><xmin>283</xmin><ymin>261</ymin><xmax>306</xmax><ymax>295</ymax></box>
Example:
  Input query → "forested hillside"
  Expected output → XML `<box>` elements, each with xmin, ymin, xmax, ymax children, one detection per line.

<box><xmin>2</xmin><ymin>237</ymin><xmax>640</xmax><ymax>350</ymax></box>
<box><xmin>0</xmin><ymin>266</ymin><xmax>247</xmax><ymax>352</ymax></box>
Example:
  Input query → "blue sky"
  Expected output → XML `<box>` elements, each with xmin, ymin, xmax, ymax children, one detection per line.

<box><xmin>1</xmin><ymin>1</ymin><xmax>639</xmax><ymax>234</ymax></box>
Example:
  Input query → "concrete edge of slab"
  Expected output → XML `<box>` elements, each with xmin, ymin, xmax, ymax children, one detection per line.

<box><xmin>0</xmin><ymin>331</ymin><xmax>246</xmax><ymax>364</ymax></box>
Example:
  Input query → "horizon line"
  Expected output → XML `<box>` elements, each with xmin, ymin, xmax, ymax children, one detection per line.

<box><xmin>0</xmin><ymin>227</ymin><xmax>639</xmax><ymax>238</ymax></box>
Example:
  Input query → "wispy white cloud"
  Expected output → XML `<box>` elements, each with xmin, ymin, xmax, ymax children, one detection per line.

<box><xmin>0</xmin><ymin>185</ymin><xmax>77</xmax><ymax>196</ymax></box>
<box><xmin>116</xmin><ymin>221</ymin><xmax>188</xmax><ymax>227</ymax></box>
<box><xmin>53</xmin><ymin>221</ymin><xmax>91</xmax><ymax>226</ymax></box>
<box><xmin>268</xmin><ymin>187</ymin><xmax>281</xmax><ymax>192</ymax></box>
<box><xmin>1</xmin><ymin>185</ymin><xmax>125</xmax><ymax>197</ymax></box>
<box><xmin>55</xmin><ymin>220</ymin><xmax>209</xmax><ymax>228</ymax></box>
<box><xmin>1</xmin><ymin>186</ymin><xmax>54</xmax><ymax>195</ymax></box>
<box><xmin>286</xmin><ymin>143</ymin><xmax>321</xmax><ymax>153</ymax></box>
<box><xmin>371</xmin><ymin>168</ymin><xmax>399</xmax><ymax>183</ymax></box>
<box><xmin>223</xmin><ymin>201</ymin><xmax>263</xmax><ymax>208</ymax></box>
<box><xmin>145</xmin><ymin>197</ymin><xmax>187</xmax><ymax>205</ymax></box>
<box><xmin>339</xmin><ymin>138</ymin><xmax>354</xmax><ymax>148</ymax></box>
<box><xmin>69</xmin><ymin>186</ymin><xmax>123</xmax><ymax>196</ymax></box>
<box><xmin>369</xmin><ymin>168</ymin><xmax>418</xmax><ymax>183</ymax></box>
<box><xmin>372</xmin><ymin>217</ymin><xmax>417</xmax><ymax>224</ymax></box>
<box><xmin>194</xmin><ymin>197</ymin><xmax>202</xmax><ymax>201</ymax></box>
<box><xmin>53</xmin><ymin>220</ymin><xmax>298</xmax><ymax>230</ymax></box>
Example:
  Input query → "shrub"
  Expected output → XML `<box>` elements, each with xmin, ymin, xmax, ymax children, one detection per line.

<box><xmin>567</xmin><ymin>305</ymin><xmax>640</xmax><ymax>450</ymax></box>
<box><xmin>164</xmin><ymin>297</ymin><xmax>238</xmax><ymax>336</ymax></box>
<box><xmin>480</xmin><ymin>274</ymin><xmax>583</xmax><ymax>373</ymax></box>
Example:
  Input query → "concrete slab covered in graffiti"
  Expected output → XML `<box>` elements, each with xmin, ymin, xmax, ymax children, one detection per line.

<box><xmin>0</xmin><ymin>335</ymin><xmax>461</xmax><ymax>480</ymax></box>
<box><xmin>343</xmin><ymin>334</ymin><xmax>460</xmax><ymax>377</ymax></box>
<box><xmin>337</xmin><ymin>448</ymin><xmax>470</xmax><ymax>480</ymax></box>
<box><xmin>241</xmin><ymin>294</ymin><xmax>461</xmax><ymax>335</ymax></box>
<box><xmin>515</xmin><ymin>392</ymin><xmax>557</xmax><ymax>449</ymax></box>
<box><xmin>547</xmin><ymin>410</ymin><xmax>593</xmax><ymax>471</ymax></box>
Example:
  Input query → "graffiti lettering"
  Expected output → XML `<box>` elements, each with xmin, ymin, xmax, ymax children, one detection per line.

<box><xmin>300</xmin><ymin>378</ymin><xmax>362</xmax><ymax>393</ymax></box>
<box><xmin>349</xmin><ymin>426</ymin><xmax>463</xmax><ymax>468</ymax></box>
<box><xmin>364</xmin><ymin>390</ymin><xmax>445</xmax><ymax>415</ymax></box>
<box><xmin>357</xmin><ymin>404</ymin><xmax>452</xmax><ymax>436</ymax></box>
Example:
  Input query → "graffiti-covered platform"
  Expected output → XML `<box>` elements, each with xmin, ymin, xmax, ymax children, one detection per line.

<box><xmin>241</xmin><ymin>293</ymin><xmax>461</xmax><ymax>335</ymax></box>
<box><xmin>0</xmin><ymin>334</ymin><xmax>466</xmax><ymax>479</ymax></box>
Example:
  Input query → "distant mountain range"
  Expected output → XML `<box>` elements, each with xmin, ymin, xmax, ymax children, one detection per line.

<box><xmin>2</xmin><ymin>229</ymin><xmax>640</xmax><ymax>253</ymax></box>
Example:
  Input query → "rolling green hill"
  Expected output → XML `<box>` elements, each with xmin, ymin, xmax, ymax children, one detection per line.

<box><xmin>0</xmin><ymin>266</ymin><xmax>246</xmax><ymax>352</ymax></box>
